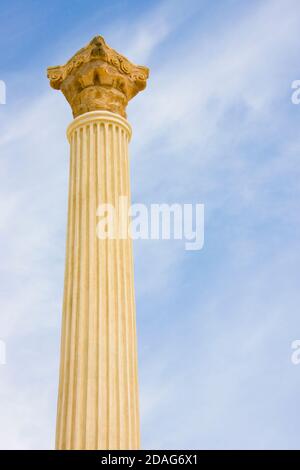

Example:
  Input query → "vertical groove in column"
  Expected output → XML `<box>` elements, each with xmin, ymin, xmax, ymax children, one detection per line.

<box><xmin>56</xmin><ymin>130</ymin><xmax>74</xmax><ymax>449</ymax></box>
<box><xmin>115</xmin><ymin>125</ymin><xmax>124</xmax><ymax>449</ymax></box>
<box><xmin>122</xmin><ymin>128</ymin><xmax>133</xmax><ymax>448</ymax></box>
<box><xmin>86</xmin><ymin>123</ymin><xmax>97</xmax><ymax>449</ymax></box>
<box><xmin>67</xmin><ymin>127</ymin><xmax>82</xmax><ymax>449</ymax></box>
<box><xmin>112</xmin><ymin>124</ymin><xmax>121</xmax><ymax>449</ymax></box>
<box><xmin>119</xmin><ymin>128</ymin><xmax>130</xmax><ymax>449</ymax></box>
<box><xmin>71</xmin><ymin>127</ymin><xmax>85</xmax><ymax>449</ymax></box>
<box><xmin>107</xmin><ymin>123</ymin><xmax>116</xmax><ymax>449</ymax></box>
<box><xmin>104</xmin><ymin>124</ymin><xmax>112</xmax><ymax>449</ymax></box>
<box><xmin>77</xmin><ymin>123</ymin><xmax>89</xmax><ymax>449</ymax></box>
<box><xmin>62</xmin><ymin>128</ymin><xmax>75</xmax><ymax>448</ymax></box>
<box><xmin>125</xmin><ymin>130</ymin><xmax>139</xmax><ymax>449</ymax></box>
<box><xmin>82</xmin><ymin>124</ymin><xmax>89</xmax><ymax>449</ymax></box>
<box><xmin>129</xmin><ymin>131</ymin><xmax>140</xmax><ymax>449</ymax></box>
<box><xmin>97</xmin><ymin>123</ymin><xmax>107</xmax><ymax>449</ymax></box>
<box><xmin>94</xmin><ymin>123</ymin><xmax>99</xmax><ymax>449</ymax></box>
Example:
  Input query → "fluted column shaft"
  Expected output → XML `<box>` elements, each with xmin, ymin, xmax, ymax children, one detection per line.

<box><xmin>56</xmin><ymin>110</ymin><xmax>140</xmax><ymax>450</ymax></box>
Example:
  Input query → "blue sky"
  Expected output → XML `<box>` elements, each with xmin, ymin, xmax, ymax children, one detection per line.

<box><xmin>0</xmin><ymin>0</ymin><xmax>300</xmax><ymax>449</ymax></box>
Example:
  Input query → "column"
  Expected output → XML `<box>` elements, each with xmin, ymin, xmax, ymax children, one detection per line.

<box><xmin>47</xmin><ymin>36</ymin><xmax>149</xmax><ymax>450</ymax></box>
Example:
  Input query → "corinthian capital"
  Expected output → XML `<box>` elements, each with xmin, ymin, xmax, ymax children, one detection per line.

<box><xmin>47</xmin><ymin>36</ymin><xmax>149</xmax><ymax>118</ymax></box>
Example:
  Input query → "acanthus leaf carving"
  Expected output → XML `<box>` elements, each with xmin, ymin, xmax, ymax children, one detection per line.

<box><xmin>47</xmin><ymin>36</ymin><xmax>149</xmax><ymax>118</ymax></box>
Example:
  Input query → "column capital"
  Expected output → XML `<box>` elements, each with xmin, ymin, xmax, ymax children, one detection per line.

<box><xmin>47</xmin><ymin>36</ymin><xmax>149</xmax><ymax>119</ymax></box>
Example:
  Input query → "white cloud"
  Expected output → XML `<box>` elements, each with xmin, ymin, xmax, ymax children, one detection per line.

<box><xmin>0</xmin><ymin>0</ymin><xmax>300</xmax><ymax>450</ymax></box>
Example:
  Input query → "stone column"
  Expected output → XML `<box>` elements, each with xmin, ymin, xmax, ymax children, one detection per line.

<box><xmin>47</xmin><ymin>36</ymin><xmax>149</xmax><ymax>450</ymax></box>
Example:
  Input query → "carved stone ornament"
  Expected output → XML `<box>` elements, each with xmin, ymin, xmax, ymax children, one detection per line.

<box><xmin>47</xmin><ymin>36</ymin><xmax>149</xmax><ymax>118</ymax></box>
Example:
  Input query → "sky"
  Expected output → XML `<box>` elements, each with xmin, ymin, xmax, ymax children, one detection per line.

<box><xmin>0</xmin><ymin>0</ymin><xmax>300</xmax><ymax>450</ymax></box>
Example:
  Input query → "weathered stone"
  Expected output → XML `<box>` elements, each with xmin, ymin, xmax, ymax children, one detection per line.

<box><xmin>47</xmin><ymin>36</ymin><xmax>149</xmax><ymax>118</ymax></box>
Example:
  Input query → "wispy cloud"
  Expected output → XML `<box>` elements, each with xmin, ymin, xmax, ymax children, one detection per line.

<box><xmin>0</xmin><ymin>0</ymin><xmax>300</xmax><ymax>449</ymax></box>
